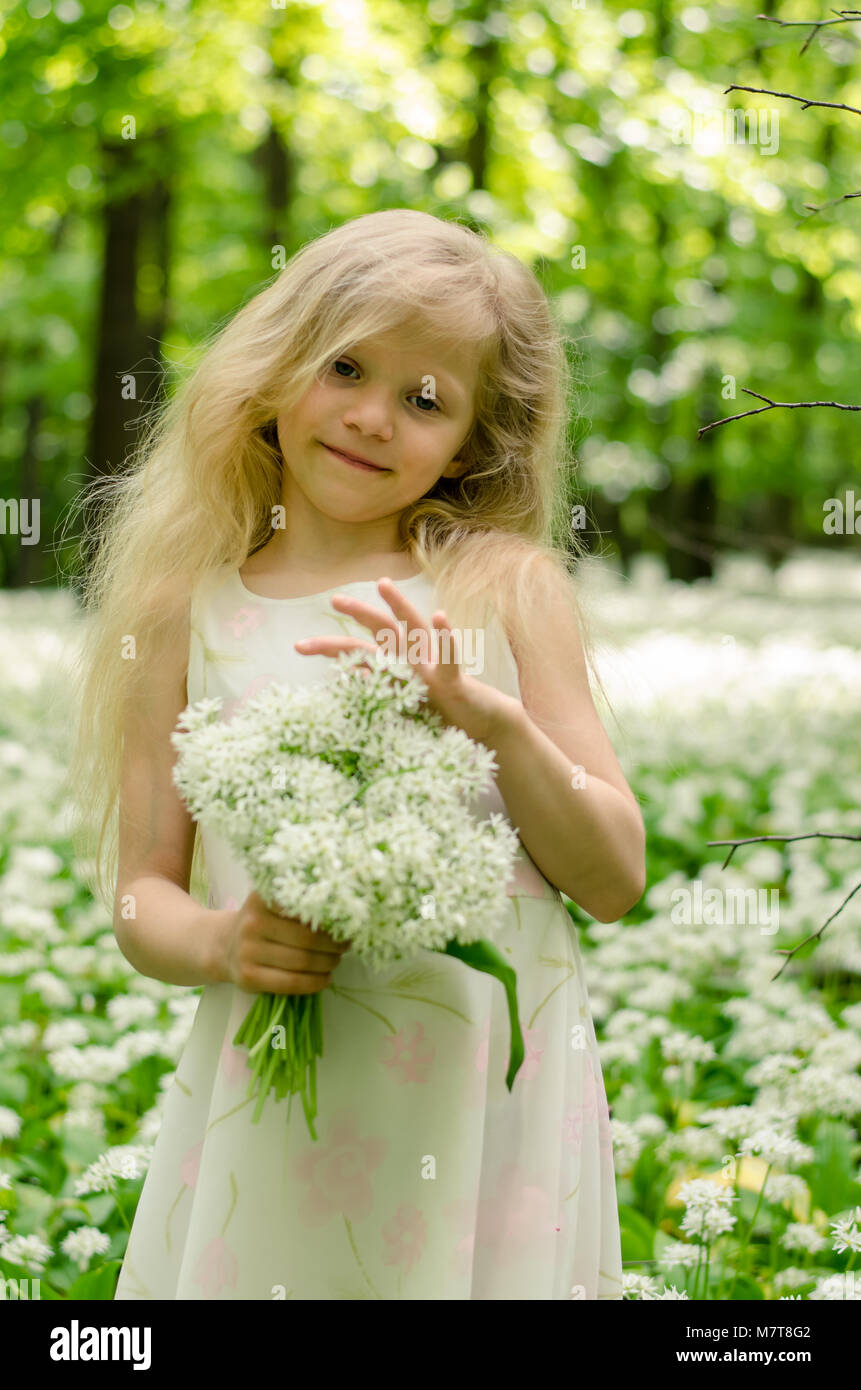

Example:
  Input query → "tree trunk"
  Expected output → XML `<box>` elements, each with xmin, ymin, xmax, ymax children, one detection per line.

<box><xmin>84</xmin><ymin>133</ymin><xmax>172</xmax><ymax>572</ymax></box>
<box><xmin>254</xmin><ymin>120</ymin><xmax>293</xmax><ymax>256</ymax></box>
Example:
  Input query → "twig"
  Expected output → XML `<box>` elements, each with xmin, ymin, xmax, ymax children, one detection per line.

<box><xmin>708</xmin><ymin>830</ymin><xmax>861</xmax><ymax>871</ymax></box>
<box><xmin>724</xmin><ymin>84</ymin><xmax>861</xmax><ymax>118</ymax></box>
<box><xmin>771</xmin><ymin>880</ymin><xmax>861</xmax><ymax>978</ymax></box>
<box><xmin>639</xmin><ymin>518</ymin><xmax>720</xmax><ymax>565</ymax></box>
<box><xmin>706</xmin><ymin>832</ymin><xmax>861</xmax><ymax>981</ymax></box>
<box><xmin>796</xmin><ymin>190</ymin><xmax>861</xmax><ymax>225</ymax></box>
<box><xmin>647</xmin><ymin>516</ymin><xmax>798</xmax><ymax>556</ymax></box>
<box><xmin>756</xmin><ymin>9</ymin><xmax>861</xmax><ymax>56</ymax></box>
<box><xmin>697</xmin><ymin>388</ymin><xmax>861</xmax><ymax>438</ymax></box>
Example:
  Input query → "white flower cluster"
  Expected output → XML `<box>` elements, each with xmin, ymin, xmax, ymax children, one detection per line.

<box><xmin>622</xmin><ymin>1272</ymin><xmax>690</xmax><ymax>1299</ymax></box>
<box><xmin>737</xmin><ymin>1125</ymin><xmax>814</xmax><ymax>1169</ymax></box>
<box><xmin>171</xmin><ymin>650</ymin><xmax>520</xmax><ymax>970</ymax></box>
<box><xmin>0</xmin><ymin>1232</ymin><xmax>52</xmax><ymax>1274</ymax></box>
<box><xmin>0</xmin><ymin>1106</ymin><xmax>22</xmax><ymax>1140</ymax></box>
<box><xmin>829</xmin><ymin>1206</ymin><xmax>861</xmax><ymax>1255</ymax></box>
<box><xmin>47</xmin><ymin>1020</ymin><xmax>189</xmax><ymax>1083</ymax></box>
<box><xmin>73</xmin><ymin>1144</ymin><xmax>153</xmax><ymax>1196</ymax></box>
<box><xmin>660</xmin><ymin>1030</ymin><xmax>717</xmax><ymax>1064</ymax></box>
<box><xmin>677</xmin><ymin>1177</ymin><xmax>738</xmax><ymax>1243</ymax></box>
<box><xmin>60</xmin><ymin>1225</ymin><xmax>111</xmax><ymax>1272</ymax></box>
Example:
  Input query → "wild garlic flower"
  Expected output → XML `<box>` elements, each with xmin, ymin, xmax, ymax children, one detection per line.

<box><xmin>171</xmin><ymin>649</ymin><xmax>520</xmax><ymax>972</ymax></box>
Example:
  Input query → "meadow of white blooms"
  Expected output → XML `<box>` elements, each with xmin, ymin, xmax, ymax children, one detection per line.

<box><xmin>0</xmin><ymin>549</ymin><xmax>857</xmax><ymax>1299</ymax></box>
<box><xmin>171</xmin><ymin>648</ymin><xmax>520</xmax><ymax>968</ymax></box>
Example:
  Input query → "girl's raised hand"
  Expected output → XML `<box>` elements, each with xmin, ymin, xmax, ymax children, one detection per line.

<box><xmin>293</xmin><ymin>577</ymin><xmax>518</xmax><ymax>750</ymax></box>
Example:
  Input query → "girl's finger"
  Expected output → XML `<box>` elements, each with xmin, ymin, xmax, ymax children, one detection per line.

<box><xmin>332</xmin><ymin>582</ymin><xmax>432</xmax><ymax>649</ymax></box>
<box><xmin>375</xmin><ymin>580</ymin><xmax>462</xmax><ymax>675</ymax></box>
<box><xmin>329</xmin><ymin>593</ymin><xmax>397</xmax><ymax>632</ymax></box>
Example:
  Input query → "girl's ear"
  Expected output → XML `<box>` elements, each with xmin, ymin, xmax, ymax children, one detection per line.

<box><xmin>442</xmin><ymin>455</ymin><xmax>470</xmax><ymax>479</ymax></box>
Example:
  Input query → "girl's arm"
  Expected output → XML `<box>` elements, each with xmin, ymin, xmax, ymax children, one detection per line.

<box><xmin>487</xmin><ymin>584</ymin><xmax>646</xmax><ymax>923</ymax></box>
<box><xmin>113</xmin><ymin>597</ymin><xmax>234</xmax><ymax>987</ymax></box>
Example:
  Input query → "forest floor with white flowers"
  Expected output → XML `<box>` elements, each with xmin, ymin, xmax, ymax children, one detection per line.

<box><xmin>0</xmin><ymin>549</ymin><xmax>858</xmax><ymax>1300</ymax></box>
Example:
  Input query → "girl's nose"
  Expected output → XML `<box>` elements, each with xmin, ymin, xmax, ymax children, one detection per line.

<box><xmin>342</xmin><ymin>391</ymin><xmax>394</xmax><ymax>438</ymax></box>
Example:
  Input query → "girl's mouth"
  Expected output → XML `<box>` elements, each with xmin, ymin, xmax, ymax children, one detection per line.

<box><xmin>321</xmin><ymin>444</ymin><xmax>389</xmax><ymax>473</ymax></box>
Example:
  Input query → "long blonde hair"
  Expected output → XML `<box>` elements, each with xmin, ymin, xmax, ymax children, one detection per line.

<box><xmin>64</xmin><ymin>208</ymin><xmax>610</xmax><ymax>910</ymax></box>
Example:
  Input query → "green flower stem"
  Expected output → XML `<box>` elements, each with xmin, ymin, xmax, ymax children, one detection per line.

<box><xmin>693</xmin><ymin>1212</ymin><xmax>706</xmax><ymax>1299</ymax></box>
<box><xmin>233</xmin><ymin>990</ymin><xmax>325</xmax><ymax>1141</ymax></box>
<box><xmin>726</xmin><ymin>1162</ymin><xmax>772</xmax><ymax>1299</ymax></box>
<box><xmin>113</xmin><ymin>1190</ymin><xmax>132</xmax><ymax>1233</ymax></box>
<box><xmin>336</xmin><ymin>765</ymin><xmax>421</xmax><ymax>814</ymax></box>
<box><xmin>715</xmin><ymin>1241</ymin><xmax>728</xmax><ymax>1299</ymax></box>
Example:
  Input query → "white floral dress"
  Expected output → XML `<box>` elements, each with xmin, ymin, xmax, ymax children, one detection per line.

<box><xmin>113</xmin><ymin>564</ymin><xmax>623</xmax><ymax>1301</ymax></box>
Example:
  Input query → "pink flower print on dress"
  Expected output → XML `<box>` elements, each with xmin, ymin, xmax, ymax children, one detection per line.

<box><xmin>226</xmin><ymin>605</ymin><xmax>265</xmax><ymax>641</ymax></box>
<box><xmin>219</xmin><ymin>1028</ymin><xmax>253</xmax><ymax>1087</ymax></box>
<box><xmin>452</xmin><ymin>1226</ymin><xmax>476</xmax><ymax>1280</ymax></box>
<box><xmin>442</xmin><ymin>1197</ymin><xmax>477</xmax><ymax>1280</ymax></box>
<box><xmin>457</xmin><ymin>1016</ymin><xmax>492</xmax><ymax>1112</ymax></box>
<box><xmin>518</xmin><ymin>1026</ymin><xmax>546</xmax><ymax>1083</ymax></box>
<box><xmin>193</xmin><ymin>1235</ymin><xmax>238</xmax><ymax>1297</ymax></box>
<box><xmin>292</xmin><ymin>1108</ymin><xmax>386</xmax><ymax>1228</ymax></box>
<box><xmin>563</xmin><ymin>1050</ymin><xmax>612</xmax><ymax>1156</ymax></box>
<box><xmin>476</xmin><ymin>1015</ymin><xmax>544</xmax><ymax>1084</ymax></box>
<box><xmin>380</xmin><ymin>1022</ymin><xmax>434</xmax><ymax>1083</ymax></box>
<box><xmin>381</xmin><ymin>1205</ymin><xmax>427</xmax><ymax>1274</ymax></box>
<box><xmin>563</xmin><ymin>1106</ymin><xmax>586</xmax><ymax>1156</ymax></box>
<box><xmin>181</xmin><ymin>1138</ymin><xmax>204</xmax><ymax>1190</ymax></box>
<box><xmin>473</xmin><ymin>1162</ymin><xmax>556</xmax><ymax>1266</ymax></box>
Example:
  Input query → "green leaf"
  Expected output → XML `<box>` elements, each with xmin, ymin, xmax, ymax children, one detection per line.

<box><xmin>631</xmin><ymin>1146</ymin><xmax>665</xmax><ymax>1211</ymax></box>
<box><xmin>67</xmin><ymin>1193</ymin><xmax>117</xmax><ymax>1227</ymax></box>
<box><xmin>806</xmin><ymin>1120</ymin><xmax>858</xmax><ymax>1213</ymax></box>
<box><xmin>0</xmin><ymin>1259</ymin><xmax>63</xmax><ymax>1300</ymax></box>
<box><xmin>440</xmin><ymin>939</ymin><xmax>524</xmax><ymax>1089</ymax></box>
<box><xmin>618</xmin><ymin>1202</ymin><xmax>654</xmax><ymax>1262</ymax></box>
<box><xmin>0</xmin><ymin>1067</ymin><xmax>29</xmax><ymax>1105</ymax></box>
<box><xmin>719</xmin><ymin>1272</ymin><xmax>764</xmax><ymax>1300</ymax></box>
<box><xmin>11</xmin><ymin>1181</ymin><xmax>56</xmax><ymax>1232</ymax></box>
<box><xmin>60</xmin><ymin>1125</ymin><xmax>109</xmax><ymax>1170</ymax></box>
<box><xmin>66</xmin><ymin>1260</ymin><xmax>123</xmax><ymax>1301</ymax></box>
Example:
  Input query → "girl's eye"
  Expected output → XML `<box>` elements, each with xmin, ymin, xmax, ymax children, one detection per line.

<box><xmin>407</xmin><ymin>393</ymin><xmax>441</xmax><ymax>414</ymax></box>
<box><xmin>330</xmin><ymin>359</ymin><xmax>441</xmax><ymax>413</ymax></box>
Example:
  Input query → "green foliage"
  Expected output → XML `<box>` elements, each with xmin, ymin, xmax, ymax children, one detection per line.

<box><xmin>1</xmin><ymin>2</ymin><xmax>860</xmax><ymax>584</ymax></box>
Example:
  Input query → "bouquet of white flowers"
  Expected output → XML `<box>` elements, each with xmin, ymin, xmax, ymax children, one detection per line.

<box><xmin>171</xmin><ymin>648</ymin><xmax>524</xmax><ymax>1140</ymax></box>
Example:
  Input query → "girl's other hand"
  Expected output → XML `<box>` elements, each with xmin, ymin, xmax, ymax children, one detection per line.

<box><xmin>294</xmin><ymin>577</ymin><xmax>518</xmax><ymax>750</ymax></box>
<box><xmin>218</xmin><ymin>890</ymin><xmax>351</xmax><ymax>995</ymax></box>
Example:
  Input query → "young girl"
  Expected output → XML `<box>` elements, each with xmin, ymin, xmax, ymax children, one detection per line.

<box><xmin>69</xmin><ymin>208</ymin><xmax>645</xmax><ymax>1301</ymax></box>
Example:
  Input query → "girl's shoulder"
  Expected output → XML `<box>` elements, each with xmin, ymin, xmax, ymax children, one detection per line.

<box><xmin>189</xmin><ymin>562</ymin><xmax>238</xmax><ymax>619</ymax></box>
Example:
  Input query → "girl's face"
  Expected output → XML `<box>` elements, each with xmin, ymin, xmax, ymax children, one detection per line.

<box><xmin>274</xmin><ymin>326</ymin><xmax>479</xmax><ymax>528</ymax></box>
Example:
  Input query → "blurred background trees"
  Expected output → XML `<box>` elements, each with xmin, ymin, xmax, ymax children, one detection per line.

<box><xmin>0</xmin><ymin>0</ymin><xmax>858</xmax><ymax>588</ymax></box>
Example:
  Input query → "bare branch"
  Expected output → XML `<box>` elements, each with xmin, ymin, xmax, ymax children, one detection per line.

<box><xmin>724</xmin><ymin>84</ymin><xmax>861</xmax><ymax>118</ymax></box>
<box><xmin>756</xmin><ymin>9</ymin><xmax>861</xmax><ymax>56</ymax></box>
<box><xmin>706</xmin><ymin>832</ymin><xmax>861</xmax><ymax>980</ymax></box>
<box><xmin>697</xmin><ymin>388</ymin><xmax>861</xmax><ymax>438</ymax></box>
<box><xmin>796</xmin><ymin>189</ymin><xmax>861</xmax><ymax>225</ymax></box>
<box><xmin>707</xmin><ymin>830</ymin><xmax>861</xmax><ymax>871</ymax></box>
<box><xmin>771</xmin><ymin>879</ymin><xmax>861</xmax><ymax>979</ymax></box>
